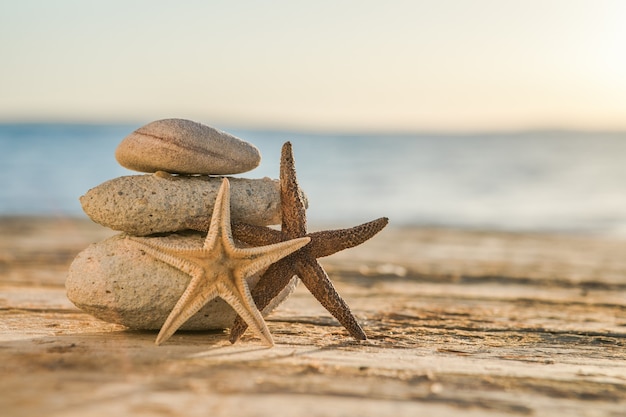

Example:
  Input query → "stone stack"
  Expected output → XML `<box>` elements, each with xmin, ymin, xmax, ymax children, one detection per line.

<box><xmin>67</xmin><ymin>119</ymin><xmax>304</xmax><ymax>330</ymax></box>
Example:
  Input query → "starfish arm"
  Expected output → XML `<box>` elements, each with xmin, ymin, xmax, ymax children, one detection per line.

<box><xmin>125</xmin><ymin>237</ymin><xmax>203</xmax><ymax>277</ymax></box>
<box><xmin>217</xmin><ymin>279</ymin><xmax>274</xmax><ymax>346</ymax></box>
<box><xmin>155</xmin><ymin>266</ymin><xmax>219</xmax><ymax>345</ymax></box>
<box><xmin>232</xmin><ymin>236</ymin><xmax>310</xmax><ymax>280</ymax></box>
<box><xmin>229</xmin><ymin>260</ymin><xmax>296</xmax><ymax>343</ymax></box>
<box><xmin>296</xmin><ymin>256</ymin><xmax>367</xmax><ymax>340</ymax></box>
<box><xmin>231</xmin><ymin>222</ymin><xmax>282</xmax><ymax>246</ymax></box>
<box><xmin>204</xmin><ymin>177</ymin><xmax>231</xmax><ymax>249</ymax></box>
<box><xmin>307</xmin><ymin>217</ymin><xmax>389</xmax><ymax>258</ymax></box>
<box><xmin>280</xmin><ymin>142</ymin><xmax>307</xmax><ymax>236</ymax></box>
<box><xmin>228</xmin><ymin>237</ymin><xmax>308</xmax><ymax>344</ymax></box>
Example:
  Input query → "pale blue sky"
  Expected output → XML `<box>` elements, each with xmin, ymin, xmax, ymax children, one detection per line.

<box><xmin>1</xmin><ymin>0</ymin><xmax>625</xmax><ymax>132</ymax></box>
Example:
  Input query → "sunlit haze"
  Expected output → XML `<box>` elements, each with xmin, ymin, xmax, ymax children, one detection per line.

<box><xmin>1</xmin><ymin>0</ymin><xmax>625</xmax><ymax>132</ymax></box>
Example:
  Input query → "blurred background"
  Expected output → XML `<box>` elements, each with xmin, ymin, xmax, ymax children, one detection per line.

<box><xmin>1</xmin><ymin>1</ymin><xmax>625</xmax><ymax>236</ymax></box>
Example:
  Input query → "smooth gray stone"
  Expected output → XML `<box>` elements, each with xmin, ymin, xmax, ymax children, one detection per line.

<box><xmin>115</xmin><ymin>119</ymin><xmax>261</xmax><ymax>175</ymax></box>
<box><xmin>66</xmin><ymin>233</ymin><xmax>298</xmax><ymax>331</ymax></box>
<box><xmin>80</xmin><ymin>174</ymin><xmax>306</xmax><ymax>236</ymax></box>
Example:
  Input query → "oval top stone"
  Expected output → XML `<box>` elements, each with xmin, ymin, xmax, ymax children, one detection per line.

<box><xmin>115</xmin><ymin>119</ymin><xmax>261</xmax><ymax>175</ymax></box>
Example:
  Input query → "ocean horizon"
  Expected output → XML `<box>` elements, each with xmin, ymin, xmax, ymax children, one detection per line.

<box><xmin>2</xmin><ymin>122</ymin><xmax>626</xmax><ymax>238</ymax></box>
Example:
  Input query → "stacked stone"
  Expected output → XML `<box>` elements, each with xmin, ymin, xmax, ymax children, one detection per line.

<box><xmin>67</xmin><ymin>119</ymin><xmax>301</xmax><ymax>331</ymax></box>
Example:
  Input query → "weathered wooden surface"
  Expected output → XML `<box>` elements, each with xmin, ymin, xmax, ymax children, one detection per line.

<box><xmin>1</xmin><ymin>217</ymin><xmax>625</xmax><ymax>417</ymax></box>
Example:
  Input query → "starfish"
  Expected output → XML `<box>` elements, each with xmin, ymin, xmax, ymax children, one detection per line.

<box><xmin>126</xmin><ymin>177</ymin><xmax>310</xmax><ymax>346</ymax></box>
<box><xmin>228</xmin><ymin>141</ymin><xmax>388</xmax><ymax>343</ymax></box>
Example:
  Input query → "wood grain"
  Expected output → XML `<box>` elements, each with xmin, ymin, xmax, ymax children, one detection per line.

<box><xmin>1</xmin><ymin>218</ymin><xmax>624</xmax><ymax>416</ymax></box>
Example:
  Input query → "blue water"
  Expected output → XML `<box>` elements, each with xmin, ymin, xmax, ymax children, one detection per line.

<box><xmin>2</xmin><ymin>123</ymin><xmax>626</xmax><ymax>237</ymax></box>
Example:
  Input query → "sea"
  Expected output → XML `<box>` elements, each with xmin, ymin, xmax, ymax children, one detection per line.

<box><xmin>2</xmin><ymin>123</ymin><xmax>626</xmax><ymax>238</ymax></box>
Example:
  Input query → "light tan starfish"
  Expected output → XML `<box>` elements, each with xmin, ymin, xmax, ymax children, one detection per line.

<box><xmin>126</xmin><ymin>177</ymin><xmax>310</xmax><ymax>346</ymax></box>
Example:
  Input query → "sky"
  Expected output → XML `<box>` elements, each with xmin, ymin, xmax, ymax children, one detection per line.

<box><xmin>1</xmin><ymin>0</ymin><xmax>626</xmax><ymax>132</ymax></box>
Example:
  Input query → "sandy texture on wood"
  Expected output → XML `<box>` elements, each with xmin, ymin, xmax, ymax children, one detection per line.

<box><xmin>1</xmin><ymin>218</ymin><xmax>625</xmax><ymax>417</ymax></box>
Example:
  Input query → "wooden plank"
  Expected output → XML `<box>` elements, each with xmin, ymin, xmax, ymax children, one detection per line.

<box><xmin>1</xmin><ymin>218</ymin><xmax>625</xmax><ymax>416</ymax></box>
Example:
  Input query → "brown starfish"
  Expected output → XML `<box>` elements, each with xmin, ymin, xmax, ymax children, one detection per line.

<box><xmin>229</xmin><ymin>141</ymin><xmax>388</xmax><ymax>343</ymax></box>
